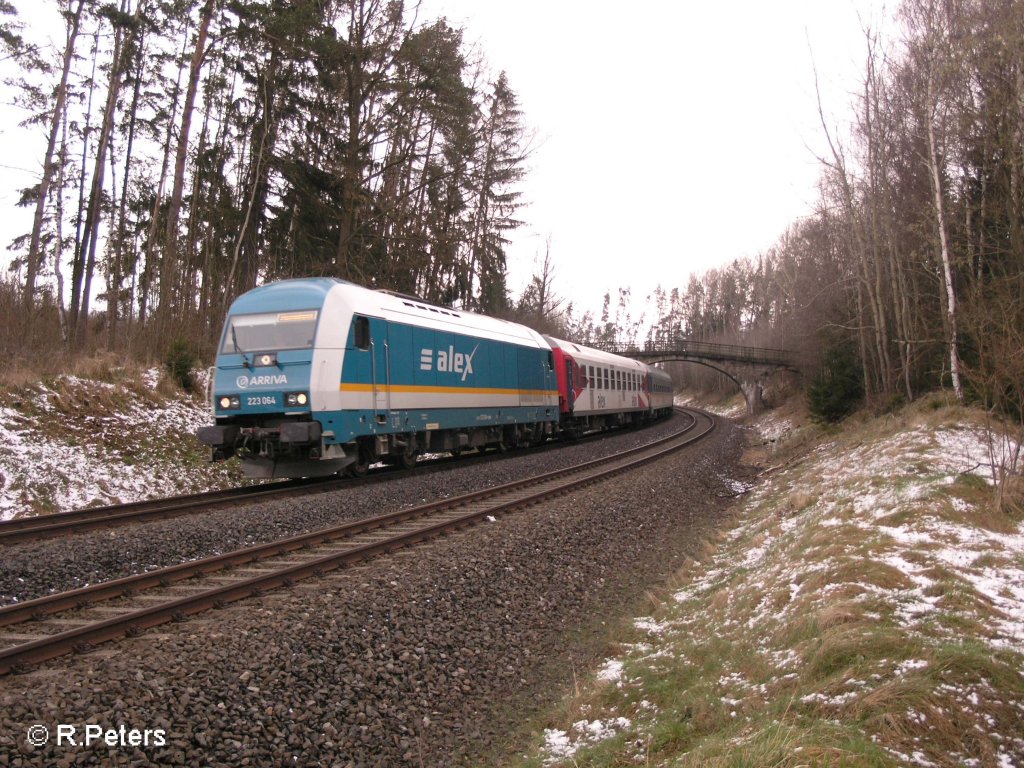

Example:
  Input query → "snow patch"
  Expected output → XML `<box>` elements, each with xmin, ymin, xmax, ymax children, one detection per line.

<box><xmin>1</xmin><ymin>374</ymin><xmax>237</xmax><ymax>520</ymax></box>
<box><xmin>596</xmin><ymin>659</ymin><xmax>624</xmax><ymax>684</ymax></box>
<box><xmin>542</xmin><ymin>717</ymin><xmax>632</xmax><ymax>764</ymax></box>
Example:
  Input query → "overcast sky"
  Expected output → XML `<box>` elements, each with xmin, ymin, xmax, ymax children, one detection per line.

<box><xmin>1</xmin><ymin>0</ymin><xmax>889</xmax><ymax>320</ymax></box>
<box><xmin>423</xmin><ymin>0</ymin><xmax>889</xmax><ymax>318</ymax></box>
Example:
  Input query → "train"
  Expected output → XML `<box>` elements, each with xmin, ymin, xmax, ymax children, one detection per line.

<box><xmin>197</xmin><ymin>278</ymin><xmax>674</xmax><ymax>478</ymax></box>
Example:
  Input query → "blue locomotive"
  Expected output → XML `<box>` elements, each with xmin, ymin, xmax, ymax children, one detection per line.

<box><xmin>197</xmin><ymin>278</ymin><xmax>674</xmax><ymax>478</ymax></box>
<box><xmin>198</xmin><ymin>279</ymin><xmax>560</xmax><ymax>477</ymax></box>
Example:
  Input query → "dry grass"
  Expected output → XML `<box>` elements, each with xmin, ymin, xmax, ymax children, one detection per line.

<box><xmin>946</xmin><ymin>488</ymin><xmax>1021</xmax><ymax>534</ymax></box>
<box><xmin>805</xmin><ymin>625</ymin><xmax>910</xmax><ymax>680</ymax></box>
<box><xmin>0</xmin><ymin>364</ymin><xmax>45</xmax><ymax>390</ymax></box>
<box><xmin>0</xmin><ymin>358</ymin><xmax>238</xmax><ymax>519</ymax></box>
<box><xmin>1</xmin><ymin>354</ymin><xmax>192</xmax><ymax>420</ymax></box>
<box><xmin>814</xmin><ymin>600</ymin><xmax>867</xmax><ymax>631</ymax></box>
<box><xmin>0</xmin><ymin>351</ymin><xmax>163</xmax><ymax>393</ymax></box>
<box><xmin>518</xmin><ymin>397</ymin><xmax>1024</xmax><ymax>767</ymax></box>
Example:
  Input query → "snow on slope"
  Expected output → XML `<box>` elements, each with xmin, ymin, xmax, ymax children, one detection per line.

<box><xmin>0</xmin><ymin>370</ymin><xmax>241</xmax><ymax>520</ymax></box>
<box><xmin>538</xmin><ymin>404</ymin><xmax>1024</xmax><ymax>766</ymax></box>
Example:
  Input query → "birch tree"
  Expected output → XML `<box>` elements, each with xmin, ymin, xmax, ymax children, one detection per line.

<box><xmin>903</xmin><ymin>0</ymin><xmax>964</xmax><ymax>402</ymax></box>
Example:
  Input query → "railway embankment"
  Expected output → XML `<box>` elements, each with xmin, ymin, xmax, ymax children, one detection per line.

<box><xmin>525</xmin><ymin>395</ymin><xmax>1024</xmax><ymax>767</ymax></box>
<box><xmin>4</xmin><ymin>363</ymin><xmax>1021</xmax><ymax>766</ymax></box>
<box><xmin>0</xmin><ymin>366</ymin><xmax>244</xmax><ymax>520</ymax></box>
<box><xmin>0</xmin><ymin>410</ymin><xmax>750</xmax><ymax>766</ymax></box>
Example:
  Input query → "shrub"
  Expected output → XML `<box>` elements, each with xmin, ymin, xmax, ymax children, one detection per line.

<box><xmin>164</xmin><ymin>339</ymin><xmax>198</xmax><ymax>392</ymax></box>
<box><xmin>808</xmin><ymin>340</ymin><xmax>863</xmax><ymax>423</ymax></box>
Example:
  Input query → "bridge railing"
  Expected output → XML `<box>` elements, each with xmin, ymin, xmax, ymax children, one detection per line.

<box><xmin>592</xmin><ymin>339</ymin><xmax>796</xmax><ymax>367</ymax></box>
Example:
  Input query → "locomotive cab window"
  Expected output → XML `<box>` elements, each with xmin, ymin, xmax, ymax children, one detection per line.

<box><xmin>353</xmin><ymin>315</ymin><xmax>370</xmax><ymax>350</ymax></box>
<box><xmin>221</xmin><ymin>310</ymin><xmax>319</xmax><ymax>354</ymax></box>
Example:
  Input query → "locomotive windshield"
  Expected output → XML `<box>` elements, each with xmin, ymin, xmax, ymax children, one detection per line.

<box><xmin>221</xmin><ymin>310</ymin><xmax>319</xmax><ymax>353</ymax></box>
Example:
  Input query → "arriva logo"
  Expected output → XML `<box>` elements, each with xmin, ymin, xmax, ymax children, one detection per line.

<box><xmin>419</xmin><ymin>344</ymin><xmax>479</xmax><ymax>382</ymax></box>
<box><xmin>236</xmin><ymin>374</ymin><xmax>289</xmax><ymax>389</ymax></box>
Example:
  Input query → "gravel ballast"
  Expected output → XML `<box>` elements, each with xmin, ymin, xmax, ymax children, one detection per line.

<box><xmin>2</xmin><ymin>415</ymin><xmax>694</xmax><ymax>606</ymax></box>
<box><xmin>0</xmin><ymin>413</ymin><xmax>752</xmax><ymax>766</ymax></box>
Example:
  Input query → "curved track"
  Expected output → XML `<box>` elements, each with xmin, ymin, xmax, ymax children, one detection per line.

<box><xmin>0</xmin><ymin>409</ymin><xmax>714</xmax><ymax>675</ymax></box>
<box><xmin>0</xmin><ymin>477</ymin><xmax>309</xmax><ymax>545</ymax></box>
<box><xmin>1</xmin><ymin>418</ymin><xmax>674</xmax><ymax>545</ymax></box>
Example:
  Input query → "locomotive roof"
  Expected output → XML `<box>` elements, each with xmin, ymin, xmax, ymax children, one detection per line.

<box><xmin>346</xmin><ymin>283</ymin><xmax>548</xmax><ymax>348</ymax></box>
<box><xmin>229</xmin><ymin>278</ymin><xmax>549</xmax><ymax>350</ymax></box>
<box><xmin>227</xmin><ymin>278</ymin><xmax>349</xmax><ymax>315</ymax></box>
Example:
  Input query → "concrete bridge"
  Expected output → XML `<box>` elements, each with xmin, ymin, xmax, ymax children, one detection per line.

<box><xmin>593</xmin><ymin>339</ymin><xmax>799</xmax><ymax>415</ymax></box>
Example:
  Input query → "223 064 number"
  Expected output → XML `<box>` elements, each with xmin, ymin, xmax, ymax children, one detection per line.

<box><xmin>247</xmin><ymin>396</ymin><xmax>277</xmax><ymax>406</ymax></box>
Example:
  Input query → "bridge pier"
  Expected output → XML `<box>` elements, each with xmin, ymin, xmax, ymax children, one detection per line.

<box><xmin>741</xmin><ymin>377</ymin><xmax>765</xmax><ymax>416</ymax></box>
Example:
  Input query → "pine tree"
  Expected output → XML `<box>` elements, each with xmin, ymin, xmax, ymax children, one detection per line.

<box><xmin>466</xmin><ymin>72</ymin><xmax>526</xmax><ymax>313</ymax></box>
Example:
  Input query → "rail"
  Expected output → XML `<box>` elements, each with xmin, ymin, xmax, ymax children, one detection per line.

<box><xmin>0</xmin><ymin>429</ymin><xmax>618</xmax><ymax>545</ymax></box>
<box><xmin>0</xmin><ymin>409</ymin><xmax>714</xmax><ymax>675</ymax></box>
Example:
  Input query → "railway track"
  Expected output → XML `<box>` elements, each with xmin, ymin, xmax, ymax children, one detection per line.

<box><xmin>0</xmin><ymin>477</ymin><xmax>309</xmax><ymax>545</ymax></box>
<box><xmin>0</xmin><ymin>409</ymin><xmax>714</xmax><ymax>675</ymax></box>
<box><xmin>0</xmin><ymin>419</ymin><xmax>660</xmax><ymax>545</ymax></box>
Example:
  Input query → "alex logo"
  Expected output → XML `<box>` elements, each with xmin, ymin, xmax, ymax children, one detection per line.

<box><xmin>236</xmin><ymin>374</ymin><xmax>289</xmax><ymax>389</ymax></box>
<box><xmin>419</xmin><ymin>344</ymin><xmax>479</xmax><ymax>382</ymax></box>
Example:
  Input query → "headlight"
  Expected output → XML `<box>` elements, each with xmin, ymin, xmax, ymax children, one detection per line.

<box><xmin>255</xmin><ymin>353</ymin><xmax>277</xmax><ymax>367</ymax></box>
<box><xmin>285</xmin><ymin>392</ymin><xmax>309</xmax><ymax>407</ymax></box>
<box><xmin>218</xmin><ymin>395</ymin><xmax>241</xmax><ymax>410</ymax></box>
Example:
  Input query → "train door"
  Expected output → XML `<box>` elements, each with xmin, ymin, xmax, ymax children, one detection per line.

<box><xmin>362</xmin><ymin>316</ymin><xmax>390</xmax><ymax>422</ymax></box>
<box><xmin>588</xmin><ymin>365</ymin><xmax>594</xmax><ymax>410</ymax></box>
<box><xmin>565</xmin><ymin>358</ymin><xmax>575</xmax><ymax>413</ymax></box>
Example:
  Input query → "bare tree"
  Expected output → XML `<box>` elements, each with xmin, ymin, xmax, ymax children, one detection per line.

<box><xmin>159</xmin><ymin>0</ymin><xmax>216</xmax><ymax>338</ymax></box>
<box><xmin>21</xmin><ymin>0</ymin><xmax>87</xmax><ymax>342</ymax></box>
<box><xmin>904</xmin><ymin>0</ymin><xmax>964</xmax><ymax>402</ymax></box>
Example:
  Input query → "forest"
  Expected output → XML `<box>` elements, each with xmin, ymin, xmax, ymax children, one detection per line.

<box><xmin>552</xmin><ymin>0</ymin><xmax>1022</xmax><ymax>426</ymax></box>
<box><xmin>0</xmin><ymin>0</ymin><xmax>526</xmax><ymax>358</ymax></box>
<box><xmin>1</xmin><ymin>0</ymin><xmax>1022</xmax><ymax>429</ymax></box>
